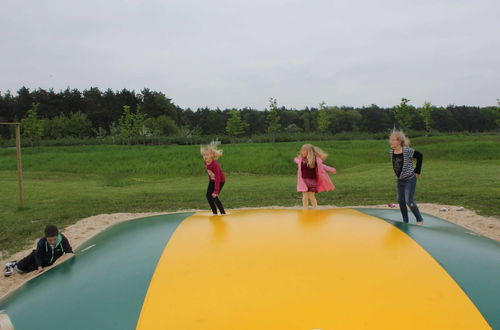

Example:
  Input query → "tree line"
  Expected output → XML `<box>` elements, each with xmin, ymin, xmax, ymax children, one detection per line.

<box><xmin>1</xmin><ymin>87</ymin><xmax>499</xmax><ymax>146</ymax></box>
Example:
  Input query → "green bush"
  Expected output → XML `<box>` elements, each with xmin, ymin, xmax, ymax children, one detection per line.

<box><xmin>43</xmin><ymin>112</ymin><xmax>93</xmax><ymax>139</ymax></box>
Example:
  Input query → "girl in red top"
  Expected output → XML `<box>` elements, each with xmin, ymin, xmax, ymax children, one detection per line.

<box><xmin>295</xmin><ymin>144</ymin><xmax>336</xmax><ymax>208</ymax></box>
<box><xmin>201</xmin><ymin>142</ymin><xmax>226</xmax><ymax>215</ymax></box>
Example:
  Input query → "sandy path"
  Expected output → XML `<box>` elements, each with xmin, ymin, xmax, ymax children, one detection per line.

<box><xmin>1</xmin><ymin>204</ymin><xmax>499</xmax><ymax>300</ymax></box>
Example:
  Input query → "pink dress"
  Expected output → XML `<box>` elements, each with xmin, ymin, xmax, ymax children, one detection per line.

<box><xmin>301</xmin><ymin>161</ymin><xmax>317</xmax><ymax>192</ymax></box>
<box><xmin>294</xmin><ymin>157</ymin><xmax>336</xmax><ymax>193</ymax></box>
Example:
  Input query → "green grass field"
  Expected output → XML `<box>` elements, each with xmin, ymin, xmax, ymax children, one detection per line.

<box><xmin>1</xmin><ymin>135</ymin><xmax>499</xmax><ymax>254</ymax></box>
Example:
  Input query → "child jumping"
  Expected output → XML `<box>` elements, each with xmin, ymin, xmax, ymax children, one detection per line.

<box><xmin>4</xmin><ymin>224</ymin><xmax>73</xmax><ymax>276</ymax></box>
<box><xmin>201</xmin><ymin>141</ymin><xmax>226</xmax><ymax>215</ymax></box>
<box><xmin>294</xmin><ymin>144</ymin><xmax>336</xmax><ymax>208</ymax></box>
<box><xmin>390</xmin><ymin>130</ymin><xmax>424</xmax><ymax>225</ymax></box>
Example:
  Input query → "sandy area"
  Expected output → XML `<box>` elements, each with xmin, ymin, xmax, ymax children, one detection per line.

<box><xmin>1</xmin><ymin>204</ymin><xmax>499</xmax><ymax>300</ymax></box>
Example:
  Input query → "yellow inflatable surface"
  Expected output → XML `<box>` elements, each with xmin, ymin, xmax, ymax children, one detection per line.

<box><xmin>138</xmin><ymin>209</ymin><xmax>490</xmax><ymax>329</ymax></box>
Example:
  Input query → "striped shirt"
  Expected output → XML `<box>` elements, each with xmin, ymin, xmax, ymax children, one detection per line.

<box><xmin>391</xmin><ymin>147</ymin><xmax>423</xmax><ymax>180</ymax></box>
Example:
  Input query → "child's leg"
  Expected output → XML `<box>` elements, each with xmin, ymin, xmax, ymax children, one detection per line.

<box><xmin>397</xmin><ymin>180</ymin><xmax>409</xmax><ymax>223</ymax></box>
<box><xmin>213</xmin><ymin>197</ymin><xmax>225</xmax><ymax>214</ymax></box>
<box><xmin>214</xmin><ymin>182</ymin><xmax>226</xmax><ymax>214</ymax></box>
<box><xmin>206</xmin><ymin>182</ymin><xmax>218</xmax><ymax>214</ymax></box>
<box><xmin>302</xmin><ymin>192</ymin><xmax>309</xmax><ymax>208</ymax></box>
<box><xmin>405</xmin><ymin>176</ymin><xmax>423</xmax><ymax>223</ymax></box>
<box><xmin>15</xmin><ymin>250</ymin><xmax>38</xmax><ymax>273</ymax></box>
<box><xmin>309</xmin><ymin>192</ymin><xmax>318</xmax><ymax>208</ymax></box>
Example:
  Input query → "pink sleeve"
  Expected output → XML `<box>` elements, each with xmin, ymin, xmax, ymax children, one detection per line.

<box><xmin>294</xmin><ymin>157</ymin><xmax>301</xmax><ymax>164</ymax></box>
<box><xmin>323</xmin><ymin>164</ymin><xmax>337</xmax><ymax>174</ymax></box>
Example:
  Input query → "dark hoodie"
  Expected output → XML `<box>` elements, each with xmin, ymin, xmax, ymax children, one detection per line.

<box><xmin>35</xmin><ymin>233</ymin><xmax>73</xmax><ymax>268</ymax></box>
<box><xmin>16</xmin><ymin>234</ymin><xmax>73</xmax><ymax>272</ymax></box>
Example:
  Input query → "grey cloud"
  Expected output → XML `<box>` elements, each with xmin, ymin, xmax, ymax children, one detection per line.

<box><xmin>1</xmin><ymin>0</ymin><xmax>499</xmax><ymax>109</ymax></box>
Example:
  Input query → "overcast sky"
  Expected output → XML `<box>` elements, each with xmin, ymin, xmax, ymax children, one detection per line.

<box><xmin>1</xmin><ymin>0</ymin><xmax>499</xmax><ymax>109</ymax></box>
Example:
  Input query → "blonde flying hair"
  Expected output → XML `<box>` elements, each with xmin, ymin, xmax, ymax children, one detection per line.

<box><xmin>390</xmin><ymin>129</ymin><xmax>410</xmax><ymax>147</ymax></box>
<box><xmin>299</xmin><ymin>144</ymin><xmax>328</xmax><ymax>168</ymax></box>
<box><xmin>200</xmin><ymin>141</ymin><xmax>223</xmax><ymax>159</ymax></box>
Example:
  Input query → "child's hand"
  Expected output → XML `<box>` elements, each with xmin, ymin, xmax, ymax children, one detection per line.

<box><xmin>36</xmin><ymin>267</ymin><xmax>44</xmax><ymax>274</ymax></box>
<box><xmin>416</xmin><ymin>173</ymin><xmax>421</xmax><ymax>178</ymax></box>
<box><xmin>212</xmin><ymin>193</ymin><xmax>218</xmax><ymax>198</ymax></box>
<box><xmin>54</xmin><ymin>253</ymin><xmax>74</xmax><ymax>265</ymax></box>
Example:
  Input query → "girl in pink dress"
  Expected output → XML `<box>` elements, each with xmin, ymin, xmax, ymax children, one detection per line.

<box><xmin>294</xmin><ymin>144</ymin><xmax>337</xmax><ymax>208</ymax></box>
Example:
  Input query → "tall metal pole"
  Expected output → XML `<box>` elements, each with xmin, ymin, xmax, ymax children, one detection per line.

<box><xmin>15</xmin><ymin>124</ymin><xmax>24</xmax><ymax>207</ymax></box>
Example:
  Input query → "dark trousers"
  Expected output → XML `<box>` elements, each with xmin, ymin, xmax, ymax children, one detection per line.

<box><xmin>397</xmin><ymin>175</ymin><xmax>423</xmax><ymax>223</ymax></box>
<box><xmin>16</xmin><ymin>250</ymin><xmax>40</xmax><ymax>272</ymax></box>
<box><xmin>206</xmin><ymin>181</ymin><xmax>225</xmax><ymax>215</ymax></box>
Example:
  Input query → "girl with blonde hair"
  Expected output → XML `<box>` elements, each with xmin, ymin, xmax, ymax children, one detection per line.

<box><xmin>389</xmin><ymin>130</ymin><xmax>424</xmax><ymax>225</ymax></box>
<box><xmin>200</xmin><ymin>141</ymin><xmax>226</xmax><ymax>215</ymax></box>
<box><xmin>294</xmin><ymin>144</ymin><xmax>337</xmax><ymax>208</ymax></box>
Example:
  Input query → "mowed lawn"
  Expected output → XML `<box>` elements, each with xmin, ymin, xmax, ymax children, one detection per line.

<box><xmin>1</xmin><ymin>135</ymin><xmax>499</xmax><ymax>254</ymax></box>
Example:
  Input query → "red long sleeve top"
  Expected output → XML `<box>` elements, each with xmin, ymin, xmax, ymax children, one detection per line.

<box><xmin>204</xmin><ymin>159</ymin><xmax>226</xmax><ymax>194</ymax></box>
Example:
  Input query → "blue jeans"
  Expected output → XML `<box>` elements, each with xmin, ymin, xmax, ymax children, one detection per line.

<box><xmin>396</xmin><ymin>175</ymin><xmax>423</xmax><ymax>223</ymax></box>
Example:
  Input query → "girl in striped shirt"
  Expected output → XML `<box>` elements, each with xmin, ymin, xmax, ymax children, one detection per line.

<box><xmin>390</xmin><ymin>130</ymin><xmax>424</xmax><ymax>225</ymax></box>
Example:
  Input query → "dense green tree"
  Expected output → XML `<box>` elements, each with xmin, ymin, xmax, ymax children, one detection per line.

<box><xmin>152</xmin><ymin>115</ymin><xmax>179</xmax><ymax>136</ymax></box>
<box><xmin>344</xmin><ymin>110</ymin><xmax>363</xmax><ymax>131</ymax></box>
<box><xmin>317</xmin><ymin>101</ymin><xmax>331</xmax><ymax>137</ymax></box>
<box><xmin>279</xmin><ymin>109</ymin><xmax>301</xmax><ymax>129</ymax></box>
<box><xmin>140</xmin><ymin>89</ymin><xmax>180</xmax><ymax>122</ymax></box>
<box><xmin>226</xmin><ymin>110</ymin><xmax>248</xmax><ymax>142</ymax></box>
<box><xmin>284</xmin><ymin>123</ymin><xmax>302</xmax><ymax>133</ymax></box>
<box><xmin>266</xmin><ymin>98</ymin><xmax>281</xmax><ymax>143</ymax></box>
<box><xmin>117</xmin><ymin>105</ymin><xmax>147</xmax><ymax>146</ymax></box>
<box><xmin>392</xmin><ymin>98</ymin><xmax>415</xmax><ymax>131</ymax></box>
<box><xmin>240</xmin><ymin>108</ymin><xmax>266</xmax><ymax>135</ymax></box>
<box><xmin>329</xmin><ymin>106</ymin><xmax>345</xmax><ymax>133</ymax></box>
<box><xmin>419</xmin><ymin>102</ymin><xmax>434</xmax><ymax>132</ymax></box>
<box><xmin>359</xmin><ymin>105</ymin><xmax>391</xmax><ymax>133</ymax></box>
<box><xmin>15</xmin><ymin>87</ymin><xmax>34</xmax><ymax>120</ymax></box>
<box><xmin>43</xmin><ymin>112</ymin><xmax>92</xmax><ymax>138</ymax></box>
<box><xmin>1</xmin><ymin>87</ymin><xmax>498</xmax><ymax>143</ymax></box>
<box><xmin>431</xmin><ymin>107</ymin><xmax>458</xmax><ymax>132</ymax></box>
<box><xmin>21</xmin><ymin>103</ymin><xmax>43</xmax><ymax>150</ymax></box>
<box><xmin>194</xmin><ymin>108</ymin><xmax>225</xmax><ymax>135</ymax></box>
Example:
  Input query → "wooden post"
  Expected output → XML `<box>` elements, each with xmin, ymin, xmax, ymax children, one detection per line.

<box><xmin>15</xmin><ymin>124</ymin><xmax>24</xmax><ymax>207</ymax></box>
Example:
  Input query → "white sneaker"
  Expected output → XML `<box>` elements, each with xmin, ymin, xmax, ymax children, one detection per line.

<box><xmin>5</xmin><ymin>261</ymin><xmax>17</xmax><ymax>268</ymax></box>
<box><xmin>4</xmin><ymin>265</ymin><xmax>13</xmax><ymax>277</ymax></box>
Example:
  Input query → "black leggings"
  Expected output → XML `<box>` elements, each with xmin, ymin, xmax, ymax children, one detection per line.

<box><xmin>206</xmin><ymin>181</ymin><xmax>225</xmax><ymax>215</ymax></box>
